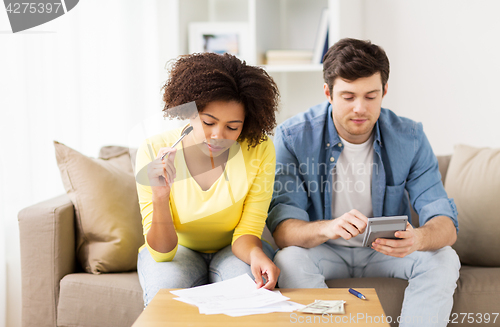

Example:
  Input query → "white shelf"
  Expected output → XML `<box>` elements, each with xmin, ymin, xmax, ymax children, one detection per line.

<box><xmin>261</xmin><ymin>64</ymin><xmax>323</xmax><ymax>73</ymax></box>
<box><xmin>161</xmin><ymin>0</ymin><xmax>364</xmax><ymax>124</ymax></box>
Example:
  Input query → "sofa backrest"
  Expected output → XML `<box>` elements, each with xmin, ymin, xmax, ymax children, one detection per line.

<box><xmin>437</xmin><ymin>155</ymin><xmax>451</xmax><ymax>184</ymax></box>
<box><xmin>444</xmin><ymin>145</ymin><xmax>500</xmax><ymax>267</ymax></box>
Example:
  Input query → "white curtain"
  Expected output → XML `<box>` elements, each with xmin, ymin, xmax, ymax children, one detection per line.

<box><xmin>0</xmin><ymin>1</ymin><xmax>175</xmax><ymax>326</ymax></box>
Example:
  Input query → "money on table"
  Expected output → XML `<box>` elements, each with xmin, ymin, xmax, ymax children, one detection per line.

<box><xmin>298</xmin><ymin>300</ymin><xmax>346</xmax><ymax>315</ymax></box>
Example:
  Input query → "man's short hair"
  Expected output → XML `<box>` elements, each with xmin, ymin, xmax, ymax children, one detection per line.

<box><xmin>323</xmin><ymin>38</ymin><xmax>390</xmax><ymax>95</ymax></box>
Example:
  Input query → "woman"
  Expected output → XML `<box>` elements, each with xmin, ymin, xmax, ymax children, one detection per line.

<box><xmin>135</xmin><ymin>52</ymin><xmax>280</xmax><ymax>307</ymax></box>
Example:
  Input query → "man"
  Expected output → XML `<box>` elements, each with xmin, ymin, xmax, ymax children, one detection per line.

<box><xmin>267</xmin><ymin>38</ymin><xmax>460</xmax><ymax>327</ymax></box>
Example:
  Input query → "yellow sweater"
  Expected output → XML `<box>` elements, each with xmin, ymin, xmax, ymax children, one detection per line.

<box><xmin>135</xmin><ymin>125</ymin><xmax>276</xmax><ymax>262</ymax></box>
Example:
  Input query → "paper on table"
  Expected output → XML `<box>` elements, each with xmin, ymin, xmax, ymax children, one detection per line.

<box><xmin>171</xmin><ymin>274</ymin><xmax>298</xmax><ymax>316</ymax></box>
<box><xmin>172</xmin><ymin>274</ymin><xmax>288</xmax><ymax>311</ymax></box>
<box><xmin>220</xmin><ymin>301</ymin><xmax>306</xmax><ymax>317</ymax></box>
<box><xmin>171</xmin><ymin>273</ymin><xmax>256</xmax><ymax>297</ymax></box>
<box><xmin>174</xmin><ymin>289</ymin><xmax>303</xmax><ymax>316</ymax></box>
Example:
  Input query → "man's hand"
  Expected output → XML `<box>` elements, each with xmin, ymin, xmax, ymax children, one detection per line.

<box><xmin>371</xmin><ymin>222</ymin><xmax>422</xmax><ymax>258</ymax></box>
<box><xmin>322</xmin><ymin>209</ymin><xmax>369</xmax><ymax>241</ymax></box>
<box><xmin>273</xmin><ymin>209</ymin><xmax>369</xmax><ymax>249</ymax></box>
<box><xmin>250</xmin><ymin>249</ymin><xmax>280</xmax><ymax>290</ymax></box>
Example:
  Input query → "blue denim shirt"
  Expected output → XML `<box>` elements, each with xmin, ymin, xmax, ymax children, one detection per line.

<box><xmin>267</xmin><ymin>101</ymin><xmax>458</xmax><ymax>234</ymax></box>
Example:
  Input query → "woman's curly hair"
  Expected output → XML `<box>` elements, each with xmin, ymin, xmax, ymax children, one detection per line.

<box><xmin>162</xmin><ymin>52</ymin><xmax>280</xmax><ymax>147</ymax></box>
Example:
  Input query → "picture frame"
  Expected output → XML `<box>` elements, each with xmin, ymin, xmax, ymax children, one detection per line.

<box><xmin>188</xmin><ymin>22</ymin><xmax>251</xmax><ymax>62</ymax></box>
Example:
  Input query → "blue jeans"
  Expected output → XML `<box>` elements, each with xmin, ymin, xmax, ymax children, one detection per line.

<box><xmin>274</xmin><ymin>244</ymin><xmax>460</xmax><ymax>327</ymax></box>
<box><xmin>137</xmin><ymin>240</ymin><xmax>275</xmax><ymax>307</ymax></box>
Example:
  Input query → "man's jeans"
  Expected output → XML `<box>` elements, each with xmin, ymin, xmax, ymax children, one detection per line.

<box><xmin>274</xmin><ymin>244</ymin><xmax>460</xmax><ymax>327</ymax></box>
<box><xmin>138</xmin><ymin>241</ymin><xmax>275</xmax><ymax>307</ymax></box>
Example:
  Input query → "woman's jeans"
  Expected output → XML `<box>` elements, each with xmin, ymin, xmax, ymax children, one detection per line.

<box><xmin>137</xmin><ymin>240</ymin><xmax>275</xmax><ymax>307</ymax></box>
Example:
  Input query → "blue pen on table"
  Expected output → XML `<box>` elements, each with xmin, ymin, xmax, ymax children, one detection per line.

<box><xmin>348</xmin><ymin>288</ymin><xmax>367</xmax><ymax>300</ymax></box>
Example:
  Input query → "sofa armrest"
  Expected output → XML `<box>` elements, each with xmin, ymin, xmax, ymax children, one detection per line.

<box><xmin>18</xmin><ymin>194</ymin><xmax>77</xmax><ymax>327</ymax></box>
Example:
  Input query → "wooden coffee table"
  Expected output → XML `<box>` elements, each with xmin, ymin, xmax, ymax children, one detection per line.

<box><xmin>132</xmin><ymin>288</ymin><xmax>389</xmax><ymax>326</ymax></box>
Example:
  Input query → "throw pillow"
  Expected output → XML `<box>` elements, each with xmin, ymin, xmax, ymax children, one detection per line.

<box><xmin>54</xmin><ymin>141</ymin><xmax>143</xmax><ymax>274</ymax></box>
<box><xmin>445</xmin><ymin>144</ymin><xmax>500</xmax><ymax>266</ymax></box>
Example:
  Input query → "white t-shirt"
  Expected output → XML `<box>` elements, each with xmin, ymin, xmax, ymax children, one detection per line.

<box><xmin>327</xmin><ymin>134</ymin><xmax>374</xmax><ymax>247</ymax></box>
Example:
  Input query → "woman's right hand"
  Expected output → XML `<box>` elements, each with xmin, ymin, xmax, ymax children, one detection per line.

<box><xmin>147</xmin><ymin>147</ymin><xmax>177</xmax><ymax>198</ymax></box>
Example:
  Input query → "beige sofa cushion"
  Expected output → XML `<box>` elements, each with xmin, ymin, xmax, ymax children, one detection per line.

<box><xmin>445</xmin><ymin>144</ymin><xmax>500</xmax><ymax>266</ymax></box>
<box><xmin>58</xmin><ymin>272</ymin><xmax>143</xmax><ymax>327</ymax></box>
<box><xmin>54</xmin><ymin>141</ymin><xmax>143</xmax><ymax>274</ymax></box>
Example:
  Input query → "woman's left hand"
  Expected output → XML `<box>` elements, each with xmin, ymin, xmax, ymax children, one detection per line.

<box><xmin>250</xmin><ymin>249</ymin><xmax>280</xmax><ymax>290</ymax></box>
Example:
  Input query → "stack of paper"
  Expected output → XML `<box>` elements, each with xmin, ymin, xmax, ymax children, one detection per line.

<box><xmin>171</xmin><ymin>274</ymin><xmax>305</xmax><ymax>317</ymax></box>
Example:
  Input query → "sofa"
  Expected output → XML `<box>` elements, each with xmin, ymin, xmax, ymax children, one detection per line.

<box><xmin>18</xmin><ymin>143</ymin><xmax>500</xmax><ymax>327</ymax></box>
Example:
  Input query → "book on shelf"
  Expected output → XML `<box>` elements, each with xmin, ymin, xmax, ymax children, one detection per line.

<box><xmin>312</xmin><ymin>8</ymin><xmax>329</xmax><ymax>64</ymax></box>
<box><xmin>265</xmin><ymin>50</ymin><xmax>313</xmax><ymax>65</ymax></box>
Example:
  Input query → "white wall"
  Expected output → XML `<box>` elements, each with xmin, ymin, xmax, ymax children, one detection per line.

<box><xmin>362</xmin><ymin>0</ymin><xmax>500</xmax><ymax>155</ymax></box>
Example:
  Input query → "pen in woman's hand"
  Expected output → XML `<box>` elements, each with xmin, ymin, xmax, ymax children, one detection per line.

<box><xmin>161</xmin><ymin>126</ymin><xmax>193</xmax><ymax>160</ymax></box>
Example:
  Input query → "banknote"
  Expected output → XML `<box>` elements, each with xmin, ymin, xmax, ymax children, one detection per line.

<box><xmin>297</xmin><ymin>300</ymin><xmax>346</xmax><ymax>315</ymax></box>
